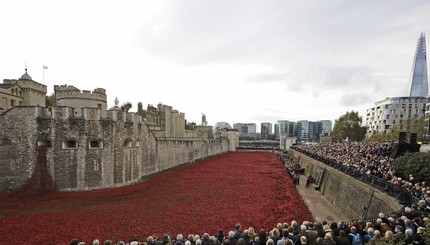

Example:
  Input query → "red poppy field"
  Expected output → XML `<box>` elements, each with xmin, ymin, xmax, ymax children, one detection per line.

<box><xmin>0</xmin><ymin>152</ymin><xmax>312</xmax><ymax>244</ymax></box>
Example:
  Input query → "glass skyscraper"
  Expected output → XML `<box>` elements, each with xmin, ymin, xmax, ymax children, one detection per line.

<box><xmin>409</xmin><ymin>32</ymin><xmax>429</xmax><ymax>97</ymax></box>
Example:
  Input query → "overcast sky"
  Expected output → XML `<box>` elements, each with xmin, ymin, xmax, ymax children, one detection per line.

<box><xmin>1</xmin><ymin>1</ymin><xmax>429</xmax><ymax>132</ymax></box>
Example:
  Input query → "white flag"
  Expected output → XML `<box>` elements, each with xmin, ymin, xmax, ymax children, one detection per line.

<box><xmin>43</xmin><ymin>65</ymin><xmax>48</xmax><ymax>69</ymax></box>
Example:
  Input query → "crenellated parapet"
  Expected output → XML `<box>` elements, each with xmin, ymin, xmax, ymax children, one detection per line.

<box><xmin>3</xmin><ymin>79</ymin><xmax>47</xmax><ymax>93</ymax></box>
<box><xmin>54</xmin><ymin>85</ymin><xmax>107</xmax><ymax>117</ymax></box>
<box><xmin>3</xmin><ymin>79</ymin><xmax>47</xmax><ymax>107</ymax></box>
<box><xmin>39</xmin><ymin>106</ymin><xmax>144</xmax><ymax>124</ymax></box>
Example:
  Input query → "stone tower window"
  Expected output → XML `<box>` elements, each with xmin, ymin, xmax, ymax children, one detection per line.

<box><xmin>37</xmin><ymin>140</ymin><xmax>51</xmax><ymax>149</ymax></box>
<box><xmin>135</xmin><ymin>140</ymin><xmax>141</xmax><ymax>147</ymax></box>
<box><xmin>89</xmin><ymin>140</ymin><xmax>103</xmax><ymax>149</ymax></box>
<box><xmin>124</xmin><ymin>139</ymin><xmax>133</xmax><ymax>148</ymax></box>
<box><xmin>62</xmin><ymin>140</ymin><xmax>78</xmax><ymax>149</ymax></box>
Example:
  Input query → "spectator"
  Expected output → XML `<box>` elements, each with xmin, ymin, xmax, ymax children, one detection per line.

<box><xmin>362</xmin><ymin>227</ymin><xmax>373</xmax><ymax>244</ymax></box>
<box><xmin>315</xmin><ymin>237</ymin><xmax>323</xmax><ymax>245</ymax></box>
<box><xmin>175</xmin><ymin>234</ymin><xmax>185</xmax><ymax>245</ymax></box>
<box><xmin>393</xmin><ymin>225</ymin><xmax>406</xmax><ymax>243</ymax></box>
<box><xmin>298</xmin><ymin>236</ymin><xmax>308</xmax><ymax>245</ymax></box>
<box><xmin>229</xmin><ymin>231</ymin><xmax>237</xmax><ymax>245</ymax></box>
<box><xmin>276</xmin><ymin>229</ymin><xmax>293</xmax><ymax>245</ymax></box>
<box><xmin>248</xmin><ymin>228</ymin><xmax>256</xmax><ymax>240</ymax></box>
<box><xmin>336</xmin><ymin>230</ymin><xmax>350</xmax><ymax>245</ymax></box>
<box><xmin>234</xmin><ymin>224</ymin><xmax>242</xmax><ymax>240</ymax></box>
<box><xmin>266</xmin><ymin>239</ymin><xmax>274</xmax><ymax>245</ymax></box>
<box><xmin>148</xmin><ymin>236</ymin><xmax>155</xmax><ymax>245</ymax></box>
<box><xmin>347</xmin><ymin>226</ymin><xmax>362</xmax><ymax>245</ymax></box>
<box><xmin>304</xmin><ymin>223</ymin><xmax>318</xmax><ymax>245</ymax></box>
<box><xmin>242</xmin><ymin>230</ymin><xmax>251</xmax><ymax>245</ymax></box>
<box><xmin>70</xmin><ymin>239</ymin><xmax>79</xmax><ymax>245</ymax></box>
<box><xmin>322</xmin><ymin>233</ymin><xmax>335</xmax><ymax>245</ymax></box>
<box><xmin>258</xmin><ymin>229</ymin><xmax>267</xmax><ymax>245</ymax></box>
<box><xmin>217</xmin><ymin>229</ymin><xmax>225</xmax><ymax>244</ymax></box>
<box><xmin>287</xmin><ymin>227</ymin><xmax>298</xmax><ymax>244</ymax></box>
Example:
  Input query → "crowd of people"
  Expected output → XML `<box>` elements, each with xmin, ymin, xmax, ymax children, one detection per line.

<box><xmin>69</xmin><ymin>142</ymin><xmax>429</xmax><ymax>245</ymax></box>
<box><xmin>295</xmin><ymin>141</ymin><xmax>429</xmax><ymax>202</ymax></box>
<box><xmin>70</xmin><ymin>213</ymin><xmax>429</xmax><ymax>245</ymax></box>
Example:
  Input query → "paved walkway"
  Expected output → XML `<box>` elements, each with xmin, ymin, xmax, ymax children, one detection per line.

<box><xmin>295</xmin><ymin>175</ymin><xmax>348</xmax><ymax>223</ymax></box>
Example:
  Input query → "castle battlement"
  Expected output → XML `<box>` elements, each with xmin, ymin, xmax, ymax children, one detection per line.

<box><xmin>45</xmin><ymin>106</ymin><xmax>143</xmax><ymax>123</ymax></box>
<box><xmin>54</xmin><ymin>85</ymin><xmax>107</xmax><ymax>101</ymax></box>
<box><xmin>3</xmin><ymin>79</ymin><xmax>47</xmax><ymax>93</ymax></box>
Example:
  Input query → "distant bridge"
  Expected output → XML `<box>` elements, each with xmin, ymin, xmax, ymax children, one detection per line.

<box><xmin>237</xmin><ymin>140</ymin><xmax>279</xmax><ymax>151</ymax></box>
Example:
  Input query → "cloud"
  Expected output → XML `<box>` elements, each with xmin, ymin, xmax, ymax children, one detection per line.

<box><xmin>339</xmin><ymin>92</ymin><xmax>372</xmax><ymax>106</ymax></box>
<box><xmin>245</xmin><ymin>73</ymin><xmax>289</xmax><ymax>83</ymax></box>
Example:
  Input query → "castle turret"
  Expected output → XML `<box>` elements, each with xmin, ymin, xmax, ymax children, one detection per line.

<box><xmin>2</xmin><ymin>68</ymin><xmax>47</xmax><ymax>107</ymax></box>
<box><xmin>54</xmin><ymin>85</ymin><xmax>107</xmax><ymax>117</ymax></box>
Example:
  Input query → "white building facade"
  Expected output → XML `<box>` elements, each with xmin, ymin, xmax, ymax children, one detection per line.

<box><xmin>366</xmin><ymin>96</ymin><xmax>427</xmax><ymax>135</ymax></box>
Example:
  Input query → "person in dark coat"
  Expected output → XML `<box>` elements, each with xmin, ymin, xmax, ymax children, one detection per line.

<box><xmin>217</xmin><ymin>229</ymin><xmax>225</xmax><ymax>244</ymax></box>
<box><xmin>258</xmin><ymin>229</ymin><xmax>267</xmax><ymax>245</ymax></box>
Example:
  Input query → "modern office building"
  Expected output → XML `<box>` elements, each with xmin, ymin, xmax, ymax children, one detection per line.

<box><xmin>260</xmin><ymin>122</ymin><xmax>273</xmax><ymax>140</ymax></box>
<box><xmin>317</xmin><ymin>120</ymin><xmax>332</xmax><ymax>134</ymax></box>
<box><xmin>275</xmin><ymin>120</ymin><xmax>296</xmax><ymax>140</ymax></box>
<box><xmin>409</xmin><ymin>33</ymin><xmax>429</xmax><ymax>97</ymax></box>
<box><xmin>297</xmin><ymin>120</ymin><xmax>318</xmax><ymax>142</ymax></box>
<box><xmin>274</xmin><ymin>119</ymin><xmax>331</xmax><ymax>142</ymax></box>
<box><xmin>233</xmin><ymin>123</ymin><xmax>257</xmax><ymax>140</ymax></box>
<box><xmin>366</xmin><ymin>96</ymin><xmax>427</xmax><ymax>135</ymax></box>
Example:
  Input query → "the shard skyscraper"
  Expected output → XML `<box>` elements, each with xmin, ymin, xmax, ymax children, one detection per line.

<box><xmin>409</xmin><ymin>32</ymin><xmax>429</xmax><ymax>97</ymax></box>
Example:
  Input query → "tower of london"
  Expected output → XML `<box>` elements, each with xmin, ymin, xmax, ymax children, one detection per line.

<box><xmin>0</xmin><ymin>69</ymin><xmax>239</xmax><ymax>192</ymax></box>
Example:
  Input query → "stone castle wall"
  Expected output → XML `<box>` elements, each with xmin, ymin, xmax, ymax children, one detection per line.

<box><xmin>292</xmin><ymin>150</ymin><xmax>403</xmax><ymax>219</ymax></box>
<box><xmin>0</xmin><ymin>106</ymin><xmax>234</xmax><ymax>191</ymax></box>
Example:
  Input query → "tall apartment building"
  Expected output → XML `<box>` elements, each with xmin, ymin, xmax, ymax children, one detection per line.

<box><xmin>366</xmin><ymin>96</ymin><xmax>427</xmax><ymax>134</ymax></box>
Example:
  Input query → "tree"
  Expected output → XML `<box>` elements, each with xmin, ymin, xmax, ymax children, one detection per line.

<box><xmin>332</xmin><ymin>111</ymin><xmax>367</xmax><ymax>142</ymax></box>
<box><xmin>45</xmin><ymin>93</ymin><xmax>55</xmax><ymax>107</ymax></box>
<box><xmin>120</xmin><ymin>102</ymin><xmax>132</xmax><ymax>112</ymax></box>
<box><xmin>394</xmin><ymin>151</ymin><xmax>430</xmax><ymax>182</ymax></box>
<box><xmin>398</xmin><ymin>117</ymin><xmax>427</xmax><ymax>142</ymax></box>
<box><xmin>366</xmin><ymin>130</ymin><xmax>398</xmax><ymax>142</ymax></box>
